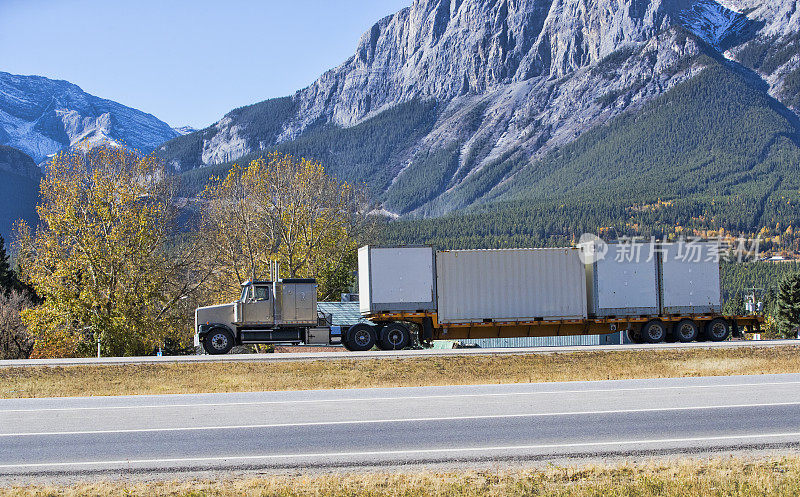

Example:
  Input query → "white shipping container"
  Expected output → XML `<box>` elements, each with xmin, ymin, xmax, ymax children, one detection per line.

<box><xmin>436</xmin><ymin>248</ymin><xmax>587</xmax><ymax>324</ymax></box>
<box><xmin>586</xmin><ymin>243</ymin><xmax>660</xmax><ymax>317</ymax></box>
<box><xmin>358</xmin><ymin>246</ymin><xmax>436</xmax><ymax>315</ymax></box>
<box><xmin>660</xmin><ymin>242</ymin><xmax>722</xmax><ymax>314</ymax></box>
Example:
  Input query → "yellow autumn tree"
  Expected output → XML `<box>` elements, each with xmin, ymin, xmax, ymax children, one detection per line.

<box><xmin>201</xmin><ymin>152</ymin><xmax>376</xmax><ymax>301</ymax></box>
<box><xmin>15</xmin><ymin>148</ymin><xmax>208</xmax><ymax>358</ymax></box>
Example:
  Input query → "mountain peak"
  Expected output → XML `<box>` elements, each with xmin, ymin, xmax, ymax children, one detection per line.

<box><xmin>0</xmin><ymin>72</ymin><xmax>178</xmax><ymax>163</ymax></box>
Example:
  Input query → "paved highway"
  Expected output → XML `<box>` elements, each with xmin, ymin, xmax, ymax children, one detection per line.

<box><xmin>1</xmin><ymin>374</ymin><xmax>800</xmax><ymax>475</ymax></box>
<box><xmin>1</xmin><ymin>339</ymin><xmax>798</xmax><ymax>368</ymax></box>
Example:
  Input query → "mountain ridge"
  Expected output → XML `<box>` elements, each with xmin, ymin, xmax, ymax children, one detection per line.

<box><xmin>0</xmin><ymin>71</ymin><xmax>178</xmax><ymax>163</ymax></box>
<box><xmin>159</xmin><ymin>0</ymin><xmax>800</xmax><ymax>219</ymax></box>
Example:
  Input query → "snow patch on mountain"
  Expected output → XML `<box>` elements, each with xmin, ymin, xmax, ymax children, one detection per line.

<box><xmin>679</xmin><ymin>0</ymin><xmax>750</xmax><ymax>49</ymax></box>
<box><xmin>172</xmin><ymin>126</ymin><xmax>196</xmax><ymax>136</ymax></box>
<box><xmin>0</xmin><ymin>72</ymin><xmax>179</xmax><ymax>163</ymax></box>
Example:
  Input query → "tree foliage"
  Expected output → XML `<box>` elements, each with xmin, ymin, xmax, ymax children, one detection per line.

<box><xmin>0</xmin><ymin>290</ymin><xmax>34</xmax><ymax>359</ymax></box>
<box><xmin>775</xmin><ymin>272</ymin><xmax>800</xmax><ymax>338</ymax></box>
<box><xmin>15</xmin><ymin>148</ymin><xmax>209</xmax><ymax>358</ymax></box>
<box><xmin>201</xmin><ymin>152</ymin><xmax>377</xmax><ymax>301</ymax></box>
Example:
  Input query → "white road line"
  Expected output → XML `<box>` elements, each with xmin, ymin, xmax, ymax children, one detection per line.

<box><xmin>2</xmin><ymin>401</ymin><xmax>799</xmax><ymax>438</ymax></box>
<box><xmin>3</xmin><ymin>431</ymin><xmax>800</xmax><ymax>470</ymax></box>
<box><xmin>3</xmin><ymin>380</ymin><xmax>800</xmax><ymax>413</ymax></box>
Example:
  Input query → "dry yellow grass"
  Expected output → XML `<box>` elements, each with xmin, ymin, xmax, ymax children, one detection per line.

<box><xmin>2</xmin><ymin>457</ymin><xmax>800</xmax><ymax>496</ymax></box>
<box><xmin>2</xmin><ymin>345</ymin><xmax>800</xmax><ymax>399</ymax></box>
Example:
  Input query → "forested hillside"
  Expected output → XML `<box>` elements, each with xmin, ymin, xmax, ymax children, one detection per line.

<box><xmin>380</xmin><ymin>58</ymin><xmax>800</xmax><ymax>253</ymax></box>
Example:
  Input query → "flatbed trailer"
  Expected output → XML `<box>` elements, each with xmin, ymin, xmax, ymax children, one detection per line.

<box><xmin>361</xmin><ymin>311</ymin><xmax>764</xmax><ymax>345</ymax></box>
<box><xmin>340</xmin><ymin>244</ymin><xmax>766</xmax><ymax>351</ymax></box>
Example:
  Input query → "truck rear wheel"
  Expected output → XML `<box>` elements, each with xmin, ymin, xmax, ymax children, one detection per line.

<box><xmin>378</xmin><ymin>323</ymin><xmax>411</xmax><ymax>350</ymax></box>
<box><xmin>642</xmin><ymin>320</ymin><xmax>667</xmax><ymax>343</ymax></box>
<box><xmin>345</xmin><ymin>324</ymin><xmax>376</xmax><ymax>351</ymax></box>
<box><xmin>706</xmin><ymin>318</ymin><xmax>731</xmax><ymax>342</ymax></box>
<box><xmin>674</xmin><ymin>319</ymin><xmax>699</xmax><ymax>343</ymax></box>
<box><xmin>203</xmin><ymin>328</ymin><xmax>234</xmax><ymax>355</ymax></box>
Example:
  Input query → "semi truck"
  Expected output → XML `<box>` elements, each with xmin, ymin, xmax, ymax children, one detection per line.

<box><xmin>194</xmin><ymin>243</ymin><xmax>764</xmax><ymax>354</ymax></box>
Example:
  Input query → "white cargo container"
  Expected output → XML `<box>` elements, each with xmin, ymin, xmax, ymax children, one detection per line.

<box><xmin>660</xmin><ymin>242</ymin><xmax>722</xmax><ymax>314</ymax></box>
<box><xmin>358</xmin><ymin>246</ymin><xmax>436</xmax><ymax>315</ymax></box>
<box><xmin>586</xmin><ymin>243</ymin><xmax>660</xmax><ymax>317</ymax></box>
<box><xmin>436</xmin><ymin>248</ymin><xmax>587</xmax><ymax>324</ymax></box>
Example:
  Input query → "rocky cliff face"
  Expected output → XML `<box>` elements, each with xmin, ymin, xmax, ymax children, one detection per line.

<box><xmin>160</xmin><ymin>0</ymin><xmax>800</xmax><ymax>216</ymax></box>
<box><xmin>0</xmin><ymin>72</ymin><xmax>178</xmax><ymax>163</ymax></box>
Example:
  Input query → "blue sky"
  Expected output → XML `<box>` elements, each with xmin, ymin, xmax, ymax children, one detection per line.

<box><xmin>0</xmin><ymin>0</ymin><xmax>410</xmax><ymax>129</ymax></box>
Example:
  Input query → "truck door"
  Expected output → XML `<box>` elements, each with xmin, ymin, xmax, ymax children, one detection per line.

<box><xmin>242</xmin><ymin>285</ymin><xmax>273</xmax><ymax>324</ymax></box>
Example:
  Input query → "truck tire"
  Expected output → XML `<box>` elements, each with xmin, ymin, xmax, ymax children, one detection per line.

<box><xmin>378</xmin><ymin>323</ymin><xmax>411</xmax><ymax>350</ymax></box>
<box><xmin>705</xmin><ymin>318</ymin><xmax>731</xmax><ymax>342</ymax></box>
<box><xmin>203</xmin><ymin>328</ymin><xmax>234</xmax><ymax>355</ymax></box>
<box><xmin>674</xmin><ymin>319</ymin><xmax>699</xmax><ymax>343</ymax></box>
<box><xmin>642</xmin><ymin>320</ymin><xmax>667</xmax><ymax>343</ymax></box>
<box><xmin>345</xmin><ymin>324</ymin><xmax>376</xmax><ymax>352</ymax></box>
<box><xmin>626</xmin><ymin>328</ymin><xmax>643</xmax><ymax>344</ymax></box>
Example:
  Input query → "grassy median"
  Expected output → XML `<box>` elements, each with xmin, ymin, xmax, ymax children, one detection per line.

<box><xmin>2</xmin><ymin>345</ymin><xmax>800</xmax><ymax>398</ymax></box>
<box><xmin>2</xmin><ymin>456</ymin><xmax>800</xmax><ymax>496</ymax></box>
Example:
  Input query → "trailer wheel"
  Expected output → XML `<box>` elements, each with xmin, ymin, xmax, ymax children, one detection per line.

<box><xmin>345</xmin><ymin>324</ymin><xmax>377</xmax><ymax>351</ymax></box>
<box><xmin>642</xmin><ymin>320</ymin><xmax>667</xmax><ymax>343</ymax></box>
<box><xmin>626</xmin><ymin>328</ymin><xmax>643</xmax><ymax>344</ymax></box>
<box><xmin>706</xmin><ymin>318</ymin><xmax>731</xmax><ymax>342</ymax></box>
<box><xmin>378</xmin><ymin>323</ymin><xmax>411</xmax><ymax>350</ymax></box>
<box><xmin>203</xmin><ymin>328</ymin><xmax>234</xmax><ymax>355</ymax></box>
<box><xmin>674</xmin><ymin>319</ymin><xmax>699</xmax><ymax>343</ymax></box>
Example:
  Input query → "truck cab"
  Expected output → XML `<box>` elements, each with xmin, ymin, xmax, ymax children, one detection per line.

<box><xmin>195</xmin><ymin>279</ymin><xmax>339</xmax><ymax>354</ymax></box>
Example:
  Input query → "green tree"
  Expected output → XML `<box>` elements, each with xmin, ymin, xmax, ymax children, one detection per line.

<box><xmin>723</xmin><ymin>293</ymin><xmax>745</xmax><ymax>316</ymax></box>
<box><xmin>0</xmin><ymin>235</ymin><xmax>14</xmax><ymax>294</ymax></box>
<box><xmin>775</xmin><ymin>272</ymin><xmax>800</xmax><ymax>338</ymax></box>
<box><xmin>16</xmin><ymin>148</ymin><xmax>208</xmax><ymax>358</ymax></box>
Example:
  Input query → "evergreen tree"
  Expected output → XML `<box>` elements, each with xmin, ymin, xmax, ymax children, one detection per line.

<box><xmin>724</xmin><ymin>293</ymin><xmax>745</xmax><ymax>316</ymax></box>
<box><xmin>0</xmin><ymin>235</ymin><xmax>16</xmax><ymax>294</ymax></box>
<box><xmin>775</xmin><ymin>272</ymin><xmax>800</xmax><ymax>338</ymax></box>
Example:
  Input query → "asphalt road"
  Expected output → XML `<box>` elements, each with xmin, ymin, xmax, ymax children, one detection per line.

<box><xmin>1</xmin><ymin>339</ymin><xmax>798</xmax><ymax>368</ymax></box>
<box><xmin>1</xmin><ymin>374</ymin><xmax>800</xmax><ymax>475</ymax></box>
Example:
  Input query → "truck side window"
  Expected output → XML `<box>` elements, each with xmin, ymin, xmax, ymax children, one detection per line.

<box><xmin>254</xmin><ymin>286</ymin><xmax>270</xmax><ymax>301</ymax></box>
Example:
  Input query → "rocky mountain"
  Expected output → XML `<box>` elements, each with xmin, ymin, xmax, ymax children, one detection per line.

<box><xmin>159</xmin><ymin>0</ymin><xmax>800</xmax><ymax>219</ymax></box>
<box><xmin>0</xmin><ymin>146</ymin><xmax>40</xmax><ymax>241</ymax></box>
<box><xmin>0</xmin><ymin>71</ymin><xmax>179</xmax><ymax>163</ymax></box>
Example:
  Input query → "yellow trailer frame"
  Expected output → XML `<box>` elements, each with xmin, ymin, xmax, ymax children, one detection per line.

<box><xmin>365</xmin><ymin>312</ymin><xmax>765</xmax><ymax>342</ymax></box>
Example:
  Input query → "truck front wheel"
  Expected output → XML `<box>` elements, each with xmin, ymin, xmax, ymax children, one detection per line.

<box><xmin>203</xmin><ymin>328</ymin><xmax>235</xmax><ymax>355</ymax></box>
<box><xmin>378</xmin><ymin>323</ymin><xmax>411</xmax><ymax>350</ymax></box>
<box><xmin>344</xmin><ymin>324</ymin><xmax>376</xmax><ymax>351</ymax></box>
